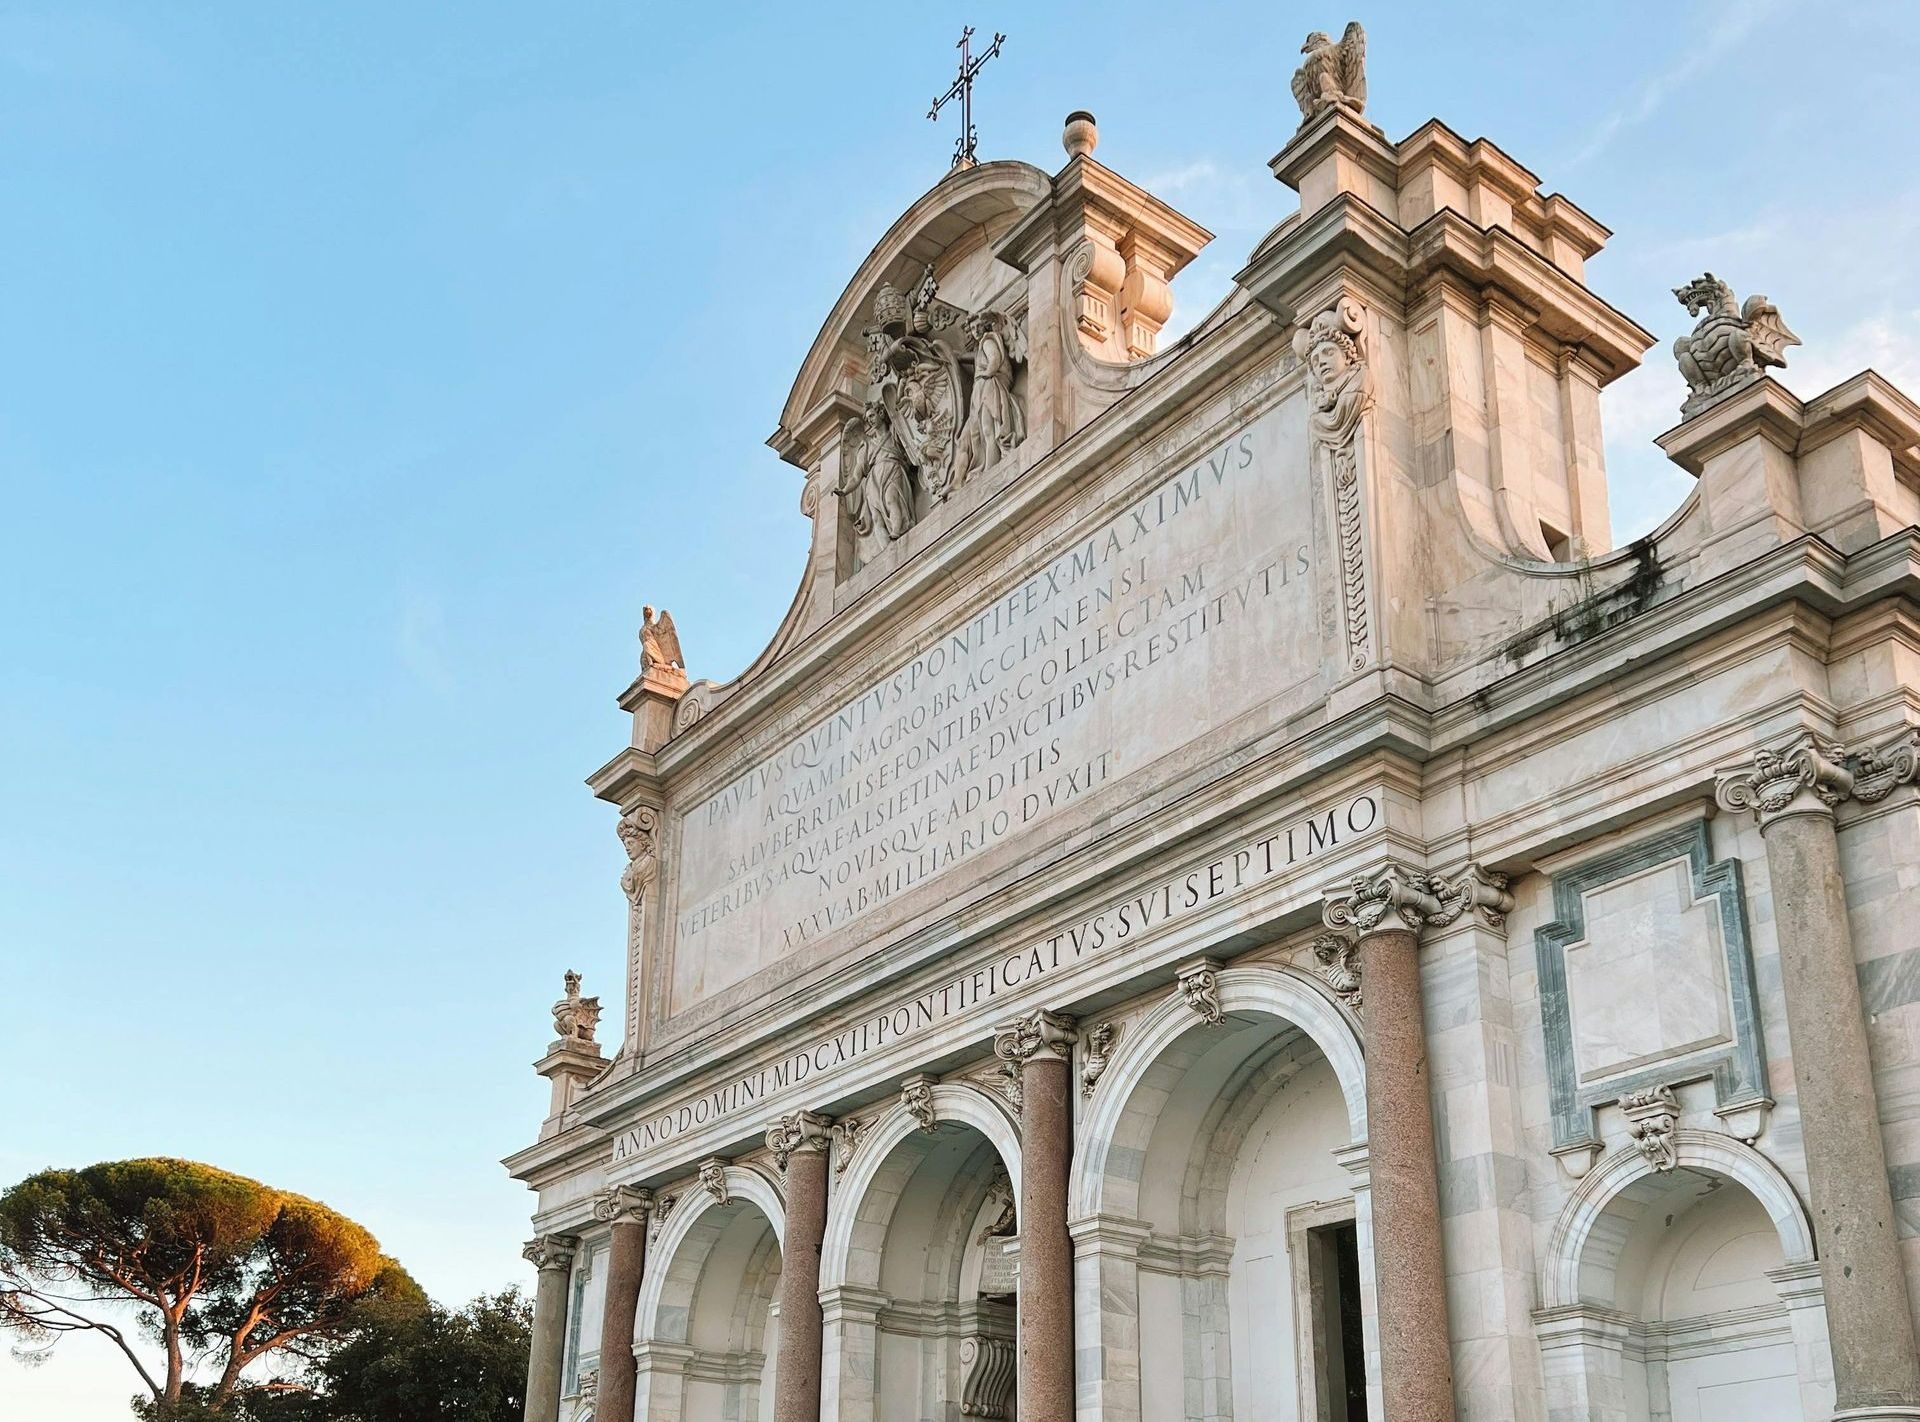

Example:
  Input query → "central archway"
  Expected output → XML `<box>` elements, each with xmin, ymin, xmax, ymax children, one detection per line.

<box><xmin>1071</xmin><ymin>963</ymin><xmax>1370</xmax><ymax>1422</ymax></box>
<box><xmin>820</xmin><ymin>1084</ymin><xmax>1022</xmax><ymax>1421</ymax></box>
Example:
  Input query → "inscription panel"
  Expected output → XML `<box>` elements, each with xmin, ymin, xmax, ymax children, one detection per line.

<box><xmin>671</xmin><ymin>398</ymin><xmax>1318</xmax><ymax>1013</ymax></box>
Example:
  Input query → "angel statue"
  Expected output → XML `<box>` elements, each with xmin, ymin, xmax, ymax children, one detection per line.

<box><xmin>950</xmin><ymin>310</ymin><xmax>1025</xmax><ymax>489</ymax></box>
<box><xmin>1672</xmin><ymin>273</ymin><xmax>1800</xmax><ymax>416</ymax></box>
<box><xmin>838</xmin><ymin>401</ymin><xmax>917</xmax><ymax>542</ymax></box>
<box><xmin>1291</xmin><ymin>21</ymin><xmax>1367</xmax><ymax>126</ymax></box>
<box><xmin>639</xmin><ymin>605</ymin><xmax>683</xmax><ymax>678</ymax></box>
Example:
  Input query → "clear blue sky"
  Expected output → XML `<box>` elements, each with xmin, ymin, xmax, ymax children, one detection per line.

<box><xmin>5</xmin><ymin>2</ymin><xmax>1917</xmax><ymax>1414</ymax></box>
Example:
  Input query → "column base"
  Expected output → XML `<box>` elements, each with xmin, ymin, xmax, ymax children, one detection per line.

<box><xmin>1834</xmin><ymin>1407</ymin><xmax>1920</xmax><ymax>1421</ymax></box>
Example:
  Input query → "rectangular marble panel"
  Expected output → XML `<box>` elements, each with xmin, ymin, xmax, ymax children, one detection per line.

<box><xmin>1563</xmin><ymin>857</ymin><xmax>1734</xmax><ymax>1085</ymax></box>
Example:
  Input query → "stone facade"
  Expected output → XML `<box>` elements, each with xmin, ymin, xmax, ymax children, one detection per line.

<box><xmin>505</xmin><ymin>27</ymin><xmax>1920</xmax><ymax>1422</ymax></box>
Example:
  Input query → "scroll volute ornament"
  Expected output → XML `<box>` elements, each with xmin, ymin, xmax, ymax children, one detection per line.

<box><xmin>1716</xmin><ymin>729</ymin><xmax>1920</xmax><ymax>827</ymax></box>
<box><xmin>592</xmin><ymin>1183</ymin><xmax>652</xmax><ymax>1227</ymax></box>
<box><xmin>765</xmin><ymin>1109</ymin><xmax>834</xmax><ymax>1172</ymax></box>
<box><xmin>617</xmin><ymin>806</ymin><xmax>660</xmax><ymax>907</ymax></box>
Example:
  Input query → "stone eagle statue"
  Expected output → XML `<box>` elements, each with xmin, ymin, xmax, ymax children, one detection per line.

<box><xmin>1291</xmin><ymin>21</ymin><xmax>1368</xmax><ymax>126</ymax></box>
<box><xmin>639</xmin><ymin>605</ymin><xmax>684</xmax><ymax>676</ymax></box>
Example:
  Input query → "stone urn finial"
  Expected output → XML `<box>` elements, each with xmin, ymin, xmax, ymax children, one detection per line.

<box><xmin>1063</xmin><ymin>110</ymin><xmax>1098</xmax><ymax>160</ymax></box>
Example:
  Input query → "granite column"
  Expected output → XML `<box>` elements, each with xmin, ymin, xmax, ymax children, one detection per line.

<box><xmin>591</xmin><ymin>1186</ymin><xmax>652</xmax><ymax>1422</ymax></box>
<box><xmin>769</xmin><ymin>1110</ymin><xmax>834</xmax><ymax>1422</ymax></box>
<box><xmin>1719</xmin><ymin>733</ymin><xmax>1920</xmax><ymax>1418</ymax></box>
<box><xmin>522</xmin><ymin>1234</ymin><xmax>579</xmax><ymax>1422</ymax></box>
<box><xmin>1323</xmin><ymin>862</ymin><xmax>1512</xmax><ymax>1422</ymax></box>
<box><xmin>996</xmin><ymin>1008</ymin><xmax>1079</xmax><ymax>1422</ymax></box>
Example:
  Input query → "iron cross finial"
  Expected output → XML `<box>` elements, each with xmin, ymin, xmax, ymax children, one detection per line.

<box><xmin>928</xmin><ymin>26</ymin><xmax>1006</xmax><ymax>173</ymax></box>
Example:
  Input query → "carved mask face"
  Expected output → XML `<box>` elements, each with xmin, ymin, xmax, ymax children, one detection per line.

<box><xmin>1310</xmin><ymin>340</ymin><xmax>1350</xmax><ymax>384</ymax></box>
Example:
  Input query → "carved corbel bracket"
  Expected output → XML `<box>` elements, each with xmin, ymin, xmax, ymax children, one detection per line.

<box><xmin>959</xmin><ymin>1334</ymin><xmax>1017</xmax><ymax>1420</ymax></box>
<box><xmin>1080</xmin><ymin>1020</ymin><xmax>1120</xmax><ymax>1098</ymax></box>
<box><xmin>647</xmin><ymin>1194</ymin><xmax>678</xmax><ymax>1244</ymax></box>
<box><xmin>1308</xmin><ymin>932</ymin><xmax>1362</xmax><ymax>1010</ymax></box>
<box><xmin>1175</xmin><ymin>958</ymin><xmax>1226</xmax><ymax>1027</ymax></box>
<box><xmin>831</xmin><ymin>1116</ymin><xmax>866</xmax><ymax>1177</ymax></box>
<box><xmin>697</xmin><ymin>1157</ymin><xmax>729</xmax><ymax>1204</ymax></box>
<box><xmin>1620</xmin><ymin>1085</ymin><xmax>1681</xmax><ymax>1172</ymax></box>
<box><xmin>901</xmin><ymin>1074</ymin><xmax>940</xmax><ymax>1134</ymax></box>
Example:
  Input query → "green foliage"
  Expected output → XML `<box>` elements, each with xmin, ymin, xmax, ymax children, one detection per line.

<box><xmin>0</xmin><ymin>1158</ymin><xmax>421</xmax><ymax>1412</ymax></box>
<box><xmin>240</xmin><ymin>1289</ymin><xmax>532</xmax><ymax>1422</ymax></box>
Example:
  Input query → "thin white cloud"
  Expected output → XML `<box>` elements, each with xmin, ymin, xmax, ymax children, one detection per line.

<box><xmin>1567</xmin><ymin>0</ymin><xmax>1788</xmax><ymax>168</ymax></box>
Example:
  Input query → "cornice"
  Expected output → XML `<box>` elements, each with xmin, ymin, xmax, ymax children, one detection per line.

<box><xmin>502</xmin><ymin>1119</ymin><xmax>611</xmax><ymax>1190</ymax></box>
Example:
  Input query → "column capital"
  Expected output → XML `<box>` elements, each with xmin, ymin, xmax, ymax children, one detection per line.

<box><xmin>1717</xmin><ymin>728</ymin><xmax>1920</xmax><ymax>828</ymax></box>
<box><xmin>765</xmin><ymin>1109</ymin><xmax>833</xmax><ymax>1172</ymax></box>
<box><xmin>993</xmin><ymin>1007</ymin><xmax>1079</xmax><ymax>1064</ymax></box>
<box><xmin>522</xmin><ymin>1233</ymin><xmax>579</xmax><ymax>1273</ymax></box>
<box><xmin>1321</xmin><ymin>860</ymin><xmax>1514</xmax><ymax>938</ymax></box>
<box><xmin>592</xmin><ymin>1183</ymin><xmax>653</xmax><ymax>1226</ymax></box>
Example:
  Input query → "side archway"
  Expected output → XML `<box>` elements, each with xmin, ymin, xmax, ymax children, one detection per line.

<box><xmin>819</xmin><ymin>1081</ymin><xmax>1022</xmax><ymax>1422</ymax></box>
<box><xmin>821</xmin><ymin>1081</ymin><xmax>1021</xmax><ymax>1292</ymax></box>
<box><xmin>632</xmin><ymin>1164</ymin><xmax>786</xmax><ymax>1422</ymax></box>
<box><xmin>1536</xmin><ymin>1129</ymin><xmax>1826</xmax><ymax>1421</ymax></box>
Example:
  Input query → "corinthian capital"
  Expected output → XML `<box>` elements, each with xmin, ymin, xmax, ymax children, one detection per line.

<box><xmin>522</xmin><ymin>1234</ymin><xmax>578</xmax><ymax>1272</ymax></box>
<box><xmin>1716</xmin><ymin>732</ymin><xmax>1855</xmax><ymax>827</ymax></box>
<box><xmin>993</xmin><ymin>1008</ymin><xmax>1078</xmax><ymax>1064</ymax></box>
<box><xmin>1321</xmin><ymin>861</ymin><xmax>1442</xmax><ymax>936</ymax></box>
<box><xmin>764</xmin><ymin>1109</ymin><xmax>833</xmax><ymax>1172</ymax></box>
<box><xmin>592</xmin><ymin>1184</ymin><xmax>653</xmax><ymax>1227</ymax></box>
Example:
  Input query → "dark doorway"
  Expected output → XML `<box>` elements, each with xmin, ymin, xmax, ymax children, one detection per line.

<box><xmin>1306</xmin><ymin>1218</ymin><xmax>1367</xmax><ymax>1421</ymax></box>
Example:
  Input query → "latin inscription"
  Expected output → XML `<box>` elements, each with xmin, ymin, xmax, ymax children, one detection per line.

<box><xmin>613</xmin><ymin>790</ymin><xmax>1380</xmax><ymax>1166</ymax></box>
<box><xmin>671</xmin><ymin>399</ymin><xmax>1316</xmax><ymax>1010</ymax></box>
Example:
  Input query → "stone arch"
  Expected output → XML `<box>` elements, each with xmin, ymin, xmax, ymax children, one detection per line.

<box><xmin>819</xmin><ymin>1082</ymin><xmax>1022</xmax><ymax>1422</ymax></box>
<box><xmin>1071</xmin><ymin>963</ymin><xmax>1366</xmax><ymax>1220</ymax></box>
<box><xmin>821</xmin><ymin>1081</ymin><xmax>1021</xmax><ymax>1292</ymax></box>
<box><xmin>631</xmin><ymin>1164</ymin><xmax>786</xmax><ymax>1422</ymax></box>
<box><xmin>1069</xmin><ymin>963</ymin><xmax>1372</xmax><ymax>1422</ymax></box>
<box><xmin>1535</xmin><ymin>1129</ymin><xmax>1827</xmax><ymax>1421</ymax></box>
<box><xmin>1541</xmin><ymin>1129</ymin><xmax>1814</xmax><ymax>1311</ymax></box>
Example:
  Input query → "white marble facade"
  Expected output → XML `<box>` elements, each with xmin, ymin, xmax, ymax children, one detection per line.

<box><xmin>508</xmin><ymin>33</ymin><xmax>1920</xmax><ymax>1422</ymax></box>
